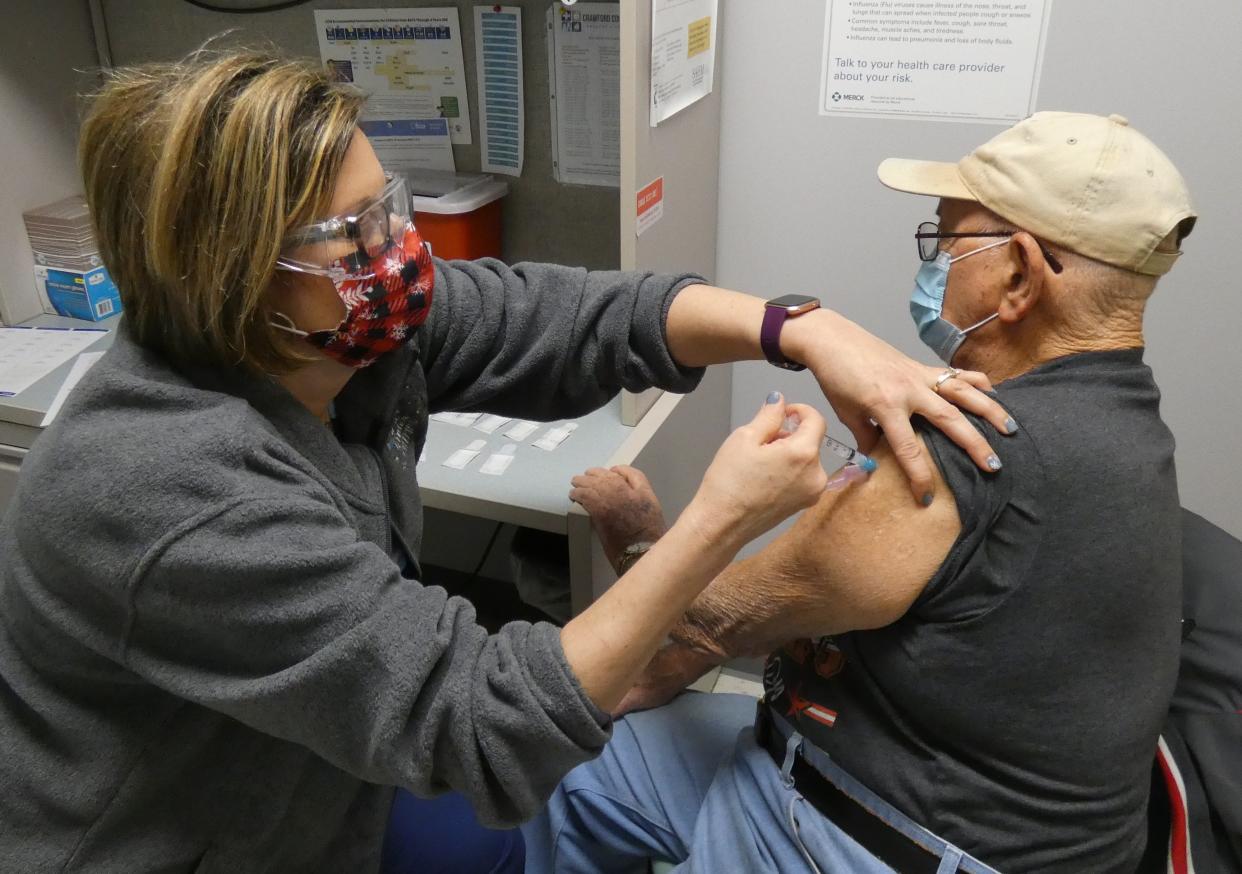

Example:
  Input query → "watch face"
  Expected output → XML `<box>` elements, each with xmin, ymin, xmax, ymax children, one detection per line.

<box><xmin>766</xmin><ymin>294</ymin><xmax>821</xmax><ymax>313</ymax></box>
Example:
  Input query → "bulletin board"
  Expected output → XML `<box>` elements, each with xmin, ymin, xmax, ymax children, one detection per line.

<box><xmin>97</xmin><ymin>0</ymin><xmax>621</xmax><ymax>269</ymax></box>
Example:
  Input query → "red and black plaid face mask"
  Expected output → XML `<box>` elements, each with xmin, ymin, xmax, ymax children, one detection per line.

<box><xmin>276</xmin><ymin>222</ymin><xmax>435</xmax><ymax>368</ymax></box>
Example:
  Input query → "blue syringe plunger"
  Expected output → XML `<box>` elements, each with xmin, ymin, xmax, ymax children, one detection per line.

<box><xmin>824</xmin><ymin>434</ymin><xmax>877</xmax><ymax>473</ymax></box>
<box><xmin>782</xmin><ymin>416</ymin><xmax>877</xmax><ymax>474</ymax></box>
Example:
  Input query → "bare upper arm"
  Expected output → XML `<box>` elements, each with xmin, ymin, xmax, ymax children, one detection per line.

<box><xmin>760</xmin><ymin>434</ymin><xmax>962</xmax><ymax>636</ymax></box>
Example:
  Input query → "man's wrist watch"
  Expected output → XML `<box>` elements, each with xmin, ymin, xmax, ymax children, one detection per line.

<box><xmin>760</xmin><ymin>294</ymin><xmax>821</xmax><ymax>371</ymax></box>
<box><xmin>616</xmin><ymin>541</ymin><xmax>655</xmax><ymax>576</ymax></box>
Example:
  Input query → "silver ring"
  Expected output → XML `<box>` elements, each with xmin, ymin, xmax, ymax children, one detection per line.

<box><xmin>933</xmin><ymin>368</ymin><xmax>960</xmax><ymax>394</ymax></box>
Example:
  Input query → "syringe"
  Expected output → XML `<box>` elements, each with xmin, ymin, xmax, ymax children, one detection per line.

<box><xmin>824</xmin><ymin>434</ymin><xmax>877</xmax><ymax>474</ymax></box>
<box><xmin>781</xmin><ymin>415</ymin><xmax>877</xmax><ymax>490</ymax></box>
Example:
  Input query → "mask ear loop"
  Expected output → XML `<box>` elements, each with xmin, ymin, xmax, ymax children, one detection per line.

<box><xmin>944</xmin><ymin>236</ymin><xmax>1010</xmax><ymax>343</ymax></box>
<box><xmin>269</xmin><ymin>310</ymin><xmax>309</xmax><ymax>338</ymax></box>
<box><xmin>960</xmin><ymin>311</ymin><xmax>1001</xmax><ymax>334</ymax></box>
<box><xmin>948</xmin><ymin>236</ymin><xmax>1012</xmax><ymax>264</ymax></box>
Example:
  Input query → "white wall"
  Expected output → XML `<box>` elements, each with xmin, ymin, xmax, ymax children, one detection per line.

<box><xmin>0</xmin><ymin>1</ymin><xmax>100</xmax><ymax>325</ymax></box>
<box><xmin>717</xmin><ymin>1</ymin><xmax>1242</xmax><ymax>542</ymax></box>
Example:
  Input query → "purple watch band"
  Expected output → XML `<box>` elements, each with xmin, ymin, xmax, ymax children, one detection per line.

<box><xmin>760</xmin><ymin>306</ymin><xmax>807</xmax><ymax>371</ymax></box>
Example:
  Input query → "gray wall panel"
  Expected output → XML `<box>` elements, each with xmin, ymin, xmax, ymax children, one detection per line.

<box><xmin>0</xmin><ymin>0</ymin><xmax>99</xmax><ymax>324</ymax></box>
<box><xmin>717</xmin><ymin>0</ymin><xmax>1242</xmax><ymax>541</ymax></box>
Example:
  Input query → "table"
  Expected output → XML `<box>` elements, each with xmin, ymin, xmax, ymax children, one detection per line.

<box><xmin>419</xmin><ymin>388</ymin><xmax>701</xmax><ymax>614</ymax></box>
<box><xmin>0</xmin><ymin>314</ymin><xmax>116</xmax><ymax>509</ymax></box>
<box><xmin>0</xmin><ymin>314</ymin><xmax>116</xmax><ymax>446</ymax></box>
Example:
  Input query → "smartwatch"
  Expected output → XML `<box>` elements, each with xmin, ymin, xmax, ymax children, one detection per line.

<box><xmin>761</xmin><ymin>294</ymin><xmax>821</xmax><ymax>371</ymax></box>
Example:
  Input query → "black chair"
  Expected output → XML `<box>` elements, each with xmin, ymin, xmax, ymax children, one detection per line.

<box><xmin>1141</xmin><ymin>509</ymin><xmax>1242</xmax><ymax>873</ymax></box>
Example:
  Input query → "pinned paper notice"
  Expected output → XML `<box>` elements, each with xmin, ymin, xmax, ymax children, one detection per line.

<box><xmin>475</xmin><ymin>5</ymin><xmax>525</xmax><ymax>176</ymax></box>
<box><xmin>532</xmin><ymin>421</ymin><xmax>579</xmax><ymax>451</ymax></box>
<box><xmin>315</xmin><ymin>8</ymin><xmax>474</xmax><ymax>145</ymax></box>
<box><xmin>818</xmin><ymin>0</ymin><xmax>1052</xmax><ymax>123</ymax></box>
<box><xmin>636</xmin><ymin>176</ymin><xmax>665</xmax><ymax>237</ymax></box>
<box><xmin>650</xmin><ymin>0</ymin><xmax>718</xmax><ymax>126</ymax></box>
<box><xmin>547</xmin><ymin>3</ymin><xmax>621</xmax><ymax>187</ymax></box>
<box><xmin>359</xmin><ymin>117</ymin><xmax>455</xmax><ymax>173</ymax></box>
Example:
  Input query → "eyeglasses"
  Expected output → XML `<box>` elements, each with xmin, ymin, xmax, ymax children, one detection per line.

<box><xmin>277</xmin><ymin>174</ymin><xmax>413</xmax><ymax>278</ymax></box>
<box><xmin>915</xmin><ymin>221</ymin><xmax>1063</xmax><ymax>274</ymax></box>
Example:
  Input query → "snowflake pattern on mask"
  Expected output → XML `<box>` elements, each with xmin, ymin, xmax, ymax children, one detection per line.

<box><xmin>339</xmin><ymin>282</ymin><xmax>371</xmax><ymax>310</ymax></box>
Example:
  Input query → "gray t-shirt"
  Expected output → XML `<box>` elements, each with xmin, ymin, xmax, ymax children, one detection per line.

<box><xmin>765</xmin><ymin>349</ymin><xmax>1182</xmax><ymax>872</ymax></box>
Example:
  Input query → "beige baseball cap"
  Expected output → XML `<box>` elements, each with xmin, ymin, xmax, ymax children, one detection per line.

<box><xmin>878</xmin><ymin>112</ymin><xmax>1196</xmax><ymax>276</ymax></box>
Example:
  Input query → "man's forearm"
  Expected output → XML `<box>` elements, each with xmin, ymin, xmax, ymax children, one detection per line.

<box><xmin>669</xmin><ymin>550</ymin><xmax>820</xmax><ymax>662</ymax></box>
<box><xmin>674</xmin><ymin>436</ymin><xmax>956</xmax><ymax>666</ymax></box>
<box><xmin>562</xmin><ymin>502</ymin><xmax>749</xmax><ymax>712</ymax></box>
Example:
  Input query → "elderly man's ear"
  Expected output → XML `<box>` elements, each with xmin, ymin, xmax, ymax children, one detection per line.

<box><xmin>997</xmin><ymin>232</ymin><xmax>1051</xmax><ymax>322</ymax></box>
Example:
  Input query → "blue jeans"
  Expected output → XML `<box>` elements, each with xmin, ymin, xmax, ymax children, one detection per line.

<box><xmin>522</xmin><ymin>692</ymin><xmax>995</xmax><ymax>874</ymax></box>
<box><xmin>382</xmin><ymin>788</ymin><xmax>525</xmax><ymax>874</ymax></box>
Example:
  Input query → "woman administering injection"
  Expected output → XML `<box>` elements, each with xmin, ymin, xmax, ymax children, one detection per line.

<box><xmin>0</xmin><ymin>50</ymin><xmax>1013</xmax><ymax>872</ymax></box>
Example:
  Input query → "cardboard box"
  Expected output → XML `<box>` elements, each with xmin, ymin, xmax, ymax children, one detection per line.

<box><xmin>33</xmin><ymin>264</ymin><xmax>121</xmax><ymax>322</ymax></box>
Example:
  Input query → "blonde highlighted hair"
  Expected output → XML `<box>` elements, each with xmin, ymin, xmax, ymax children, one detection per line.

<box><xmin>79</xmin><ymin>49</ymin><xmax>366</xmax><ymax>372</ymax></box>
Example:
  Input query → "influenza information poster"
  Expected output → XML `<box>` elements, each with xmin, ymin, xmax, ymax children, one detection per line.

<box><xmin>315</xmin><ymin>8</ymin><xmax>474</xmax><ymax>145</ymax></box>
<box><xmin>819</xmin><ymin>0</ymin><xmax>1052</xmax><ymax>123</ymax></box>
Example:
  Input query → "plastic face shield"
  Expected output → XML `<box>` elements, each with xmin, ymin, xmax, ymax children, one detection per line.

<box><xmin>276</xmin><ymin>174</ymin><xmax>413</xmax><ymax>281</ymax></box>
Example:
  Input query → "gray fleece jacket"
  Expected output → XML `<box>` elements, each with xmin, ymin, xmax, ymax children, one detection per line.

<box><xmin>0</xmin><ymin>258</ymin><xmax>704</xmax><ymax>873</ymax></box>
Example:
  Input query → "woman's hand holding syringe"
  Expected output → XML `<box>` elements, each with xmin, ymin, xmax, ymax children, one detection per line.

<box><xmin>782</xmin><ymin>413</ymin><xmax>877</xmax><ymax>491</ymax></box>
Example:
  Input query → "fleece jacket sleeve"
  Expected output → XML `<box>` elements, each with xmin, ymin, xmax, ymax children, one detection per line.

<box><xmin>419</xmin><ymin>258</ymin><xmax>706</xmax><ymax>419</ymax></box>
<box><xmin>120</xmin><ymin>491</ymin><xmax>611</xmax><ymax>828</ymax></box>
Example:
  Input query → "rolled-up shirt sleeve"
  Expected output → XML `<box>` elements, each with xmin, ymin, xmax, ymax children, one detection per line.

<box><xmin>122</xmin><ymin>491</ymin><xmax>611</xmax><ymax>827</ymax></box>
<box><xmin>419</xmin><ymin>258</ymin><xmax>706</xmax><ymax>419</ymax></box>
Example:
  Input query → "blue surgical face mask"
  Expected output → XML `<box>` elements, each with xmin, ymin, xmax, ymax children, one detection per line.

<box><xmin>909</xmin><ymin>237</ymin><xmax>1010</xmax><ymax>364</ymax></box>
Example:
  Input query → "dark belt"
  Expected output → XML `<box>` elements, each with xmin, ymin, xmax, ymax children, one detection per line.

<box><xmin>754</xmin><ymin>702</ymin><xmax>948</xmax><ymax>874</ymax></box>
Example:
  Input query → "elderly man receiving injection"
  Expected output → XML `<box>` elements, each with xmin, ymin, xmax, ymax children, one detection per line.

<box><xmin>525</xmin><ymin>112</ymin><xmax>1195</xmax><ymax>873</ymax></box>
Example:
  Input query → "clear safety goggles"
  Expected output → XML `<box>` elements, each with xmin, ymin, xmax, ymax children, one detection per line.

<box><xmin>276</xmin><ymin>174</ymin><xmax>415</xmax><ymax>280</ymax></box>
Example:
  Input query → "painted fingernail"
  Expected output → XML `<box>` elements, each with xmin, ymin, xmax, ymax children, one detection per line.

<box><xmin>987</xmin><ymin>454</ymin><xmax>1003</xmax><ymax>471</ymax></box>
<box><xmin>766</xmin><ymin>391</ymin><xmax>782</xmax><ymax>405</ymax></box>
<box><xmin>921</xmin><ymin>492</ymin><xmax>934</xmax><ymax>507</ymax></box>
<box><xmin>1004</xmin><ymin>416</ymin><xmax>1019</xmax><ymax>434</ymax></box>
